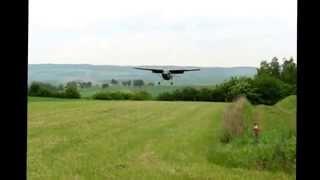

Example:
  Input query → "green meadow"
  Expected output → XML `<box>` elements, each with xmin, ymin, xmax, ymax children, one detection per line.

<box><xmin>27</xmin><ymin>96</ymin><xmax>296</xmax><ymax>180</ymax></box>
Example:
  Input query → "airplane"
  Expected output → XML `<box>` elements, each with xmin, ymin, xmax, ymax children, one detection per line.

<box><xmin>134</xmin><ymin>66</ymin><xmax>200</xmax><ymax>85</ymax></box>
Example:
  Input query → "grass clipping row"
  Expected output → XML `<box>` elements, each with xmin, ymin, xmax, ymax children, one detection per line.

<box><xmin>215</xmin><ymin>96</ymin><xmax>296</xmax><ymax>173</ymax></box>
<box><xmin>220</xmin><ymin>96</ymin><xmax>253</xmax><ymax>143</ymax></box>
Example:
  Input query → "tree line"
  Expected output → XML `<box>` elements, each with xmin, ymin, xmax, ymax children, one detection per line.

<box><xmin>157</xmin><ymin>57</ymin><xmax>296</xmax><ymax>105</ymax></box>
<box><xmin>28</xmin><ymin>82</ymin><xmax>81</xmax><ymax>99</ymax></box>
<box><xmin>27</xmin><ymin>79</ymin><xmax>153</xmax><ymax>100</ymax></box>
<box><xmin>102</xmin><ymin>79</ymin><xmax>154</xmax><ymax>88</ymax></box>
<box><xmin>28</xmin><ymin>57</ymin><xmax>296</xmax><ymax>105</ymax></box>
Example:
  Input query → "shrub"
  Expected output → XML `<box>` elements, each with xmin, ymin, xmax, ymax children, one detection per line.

<box><xmin>181</xmin><ymin>87</ymin><xmax>199</xmax><ymax>101</ymax></box>
<box><xmin>28</xmin><ymin>81</ymin><xmax>82</xmax><ymax>99</ymax></box>
<box><xmin>28</xmin><ymin>82</ymin><xmax>59</xmax><ymax>97</ymax></box>
<box><xmin>131</xmin><ymin>91</ymin><xmax>152</xmax><ymax>100</ymax></box>
<box><xmin>198</xmin><ymin>88</ymin><xmax>212</xmax><ymax>101</ymax></box>
<box><xmin>93</xmin><ymin>92</ymin><xmax>112</xmax><ymax>100</ymax></box>
<box><xmin>102</xmin><ymin>83</ymin><xmax>109</xmax><ymax>88</ymax></box>
<box><xmin>92</xmin><ymin>91</ymin><xmax>151</xmax><ymax>101</ymax></box>
<box><xmin>64</xmin><ymin>86</ymin><xmax>81</xmax><ymax>98</ymax></box>
<box><xmin>133</xmin><ymin>79</ymin><xmax>144</xmax><ymax>87</ymax></box>
<box><xmin>157</xmin><ymin>87</ymin><xmax>200</xmax><ymax>101</ymax></box>
<box><xmin>250</xmin><ymin>132</ymin><xmax>296</xmax><ymax>173</ymax></box>
<box><xmin>249</xmin><ymin>75</ymin><xmax>286</xmax><ymax>105</ymax></box>
<box><xmin>210</xmin><ymin>86</ymin><xmax>226</xmax><ymax>102</ymax></box>
<box><xmin>28</xmin><ymin>83</ymin><xmax>41</xmax><ymax>96</ymax></box>
<box><xmin>109</xmin><ymin>91</ymin><xmax>126</xmax><ymax>100</ymax></box>
<box><xmin>271</xmin><ymin>134</ymin><xmax>296</xmax><ymax>172</ymax></box>
<box><xmin>157</xmin><ymin>92</ymin><xmax>174</xmax><ymax>101</ymax></box>
<box><xmin>93</xmin><ymin>92</ymin><xmax>125</xmax><ymax>100</ymax></box>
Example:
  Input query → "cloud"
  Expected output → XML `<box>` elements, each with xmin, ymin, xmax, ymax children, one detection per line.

<box><xmin>29</xmin><ymin>0</ymin><xmax>297</xmax><ymax>66</ymax></box>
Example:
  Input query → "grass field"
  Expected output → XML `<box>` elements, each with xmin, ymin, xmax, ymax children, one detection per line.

<box><xmin>27</xmin><ymin>96</ymin><xmax>295</xmax><ymax>180</ymax></box>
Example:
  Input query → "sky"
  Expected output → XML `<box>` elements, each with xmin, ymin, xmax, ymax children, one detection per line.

<box><xmin>28</xmin><ymin>0</ymin><xmax>297</xmax><ymax>67</ymax></box>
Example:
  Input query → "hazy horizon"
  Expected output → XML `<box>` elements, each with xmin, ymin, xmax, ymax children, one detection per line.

<box><xmin>29</xmin><ymin>0</ymin><xmax>297</xmax><ymax>67</ymax></box>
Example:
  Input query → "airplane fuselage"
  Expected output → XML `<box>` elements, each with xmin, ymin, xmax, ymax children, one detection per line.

<box><xmin>161</xmin><ymin>72</ymin><xmax>172</xmax><ymax>80</ymax></box>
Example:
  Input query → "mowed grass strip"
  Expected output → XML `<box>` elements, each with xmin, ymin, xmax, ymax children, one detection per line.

<box><xmin>28</xmin><ymin>98</ymin><xmax>294</xmax><ymax>180</ymax></box>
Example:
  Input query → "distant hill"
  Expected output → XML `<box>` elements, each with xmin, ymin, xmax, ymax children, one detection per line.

<box><xmin>28</xmin><ymin>64</ymin><xmax>257</xmax><ymax>86</ymax></box>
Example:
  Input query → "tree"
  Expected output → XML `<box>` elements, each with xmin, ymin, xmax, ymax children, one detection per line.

<box><xmin>121</xmin><ymin>80</ymin><xmax>131</xmax><ymax>86</ymax></box>
<box><xmin>78</xmin><ymin>82</ymin><xmax>91</xmax><ymax>88</ymax></box>
<box><xmin>210</xmin><ymin>86</ymin><xmax>226</xmax><ymax>102</ymax></box>
<box><xmin>198</xmin><ymin>88</ymin><xmax>212</xmax><ymax>101</ymax></box>
<box><xmin>102</xmin><ymin>83</ymin><xmax>109</xmax><ymax>88</ymax></box>
<box><xmin>133</xmin><ymin>79</ymin><xmax>144</xmax><ymax>87</ymax></box>
<box><xmin>156</xmin><ymin>57</ymin><xmax>296</xmax><ymax>105</ymax></box>
<box><xmin>281</xmin><ymin>57</ymin><xmax>297</xmax><ymax>85</ymax></box>
<box><xmin>28</xmin><ymin>81</ymin><xmax>59</xmax><ymax>97</ymax></box>
<box><xmin>250</xmin><ymin>75</ymin><xmax>285</xmax><ymax>105</ymax></box>
<box><xmin>157</xmin><ymin>92</ymin><xmax>174</xmax><ymax>101</ymax></box>
<box><xmin>229</xmin><ymin>78</ymin><xmax>253</xmax><ymax>100</ymax></box>
<box><xmin>111</xmin><ymin>79</ymin><xmax>118</xmax><ymax>85</ymax></box>
<box><xmin>270</xmin><ymin>57</ymin><xmax>281</xmax><ymax>78</ymax></box>
<box><xmin>66</xmin><ymin>81</ymin><xmax>78</xmax><ymax>88</ymax></box>
<box><xmin>181</xmin><ymin>87</ymin><xmax>199</xmax><ymax>101</ymax></box>
<box><xmin>64</xmin><ymin>86</ymin><xmax>80</xmax><ymax>98</ymax></box>
<box><xmin>215</xmin><ymin>77</ymin><xmax>239</xmax><ymax>102</ymax></box>
<box><xmin>257</xmin><ymin>60</ymin><xmax>272</xmax><ymax>77</ymax></box>
<box><xmin>29</xmin><ymin>82</ymin><xmax>41</xmax><ymax>96</ymax></box>
<box><xmin>58</xmin><ymin>84</ymin><xmax>64</xmax><ymax>91</ymax></box>
<box><xmin>87</xmin><ymin>82</ymin><xmax>92</xmax><ymax>88</ymax></box>
<box><xmin>131</xmin><ymin>91</ymin><xmax>152</xmax><ymax>100</ymax></box>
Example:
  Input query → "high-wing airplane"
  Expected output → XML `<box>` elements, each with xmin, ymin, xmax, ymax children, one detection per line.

<box><xmin>134</xmin><ymin>67</ymin><xmax>200</xmax><ymax>85</ymax></box>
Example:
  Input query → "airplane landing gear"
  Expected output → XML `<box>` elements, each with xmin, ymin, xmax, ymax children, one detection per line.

<box><xmin>158</xmin><ymin>81</ymin><xmax>161</xmax><ymax>85</ymax></box>
<box><xmin>170</xmin><ymin>82</ymin><xmax>173</xmax><ymax>85</ymax></box>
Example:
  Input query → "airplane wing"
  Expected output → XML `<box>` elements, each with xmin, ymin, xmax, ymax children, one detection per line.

<box><xmin>169</xmin><ymin>68</ymin><xmax>200</xmax><ymax>74</ymax></box>
<box><xmin>134</xmin><ymin>67</ymin><xmax>164</xmax><ymax>73</ymax></box>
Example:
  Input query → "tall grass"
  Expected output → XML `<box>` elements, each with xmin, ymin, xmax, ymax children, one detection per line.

<box><xmin>210</xmin><ymin>95</ymin><xmax>296</xmax><ymax>174</ymax></box>
<box><xmin>220</xmin><ymin>96</ymin><xmax>252</xmax><ymax>143</ymax></box>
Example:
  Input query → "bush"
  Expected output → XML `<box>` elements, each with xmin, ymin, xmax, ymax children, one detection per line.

<box><xmin>157</xmin><ymin>92</ymin><xmax>174</xmax><ymax>101</ymax></box>
<box><xmin>133</xmin><ymin>79</ymin><xmax>144</xmax><ymax>87</ymax></box>
<box><xmin>28</xmin><ymin>83</ymin><xmax>41</xmax><ymax>96</ymax></box>
<box><xmin>93</xmin><ymin>92</ymin><xmax>126</xmax><ymax>100</ymax></box>
<box><xmin>131</xmin><ymin>91</ymin><xmax>152</xmax><ymax>100</ymax></box>
<box><xmin>210</xmin><ymin>86</ymin><xmax>226</xmax><ymax>102</ymax></box>
<box><xmin>156</xmin><ymin>78</ymin><xmax>255</xmax><ymax>103</ymax></box>
<box><xmin>109</xmin><ymin>91</ymin><xmax>126</xmax><ymax>100</ymax></box>
<box><xmin>92</xmin><ymin>91</ymin><xmax>151</xmax><ymax>101</ymax></box>
<box><xmin>198</xmin><ymin>88</ymin><xmax>212</xmax><ymax>101</ymax></box>
<box><xmin>93</xmin><ymin>92</ymin><xmax>113</xmax><ymax>100</ymax></box>
<box><xmin>64</xmin><ymin>86</ymin><xmax>81</xmax><ymax>98</ymax></box>
<box><xmin>28</xmin><ymin>82</ymin><xmax>60</xmax><ymax>97</ymax></box>
<box><xmin>102</xmin><ymin>83</ymin><xmax>109</xmax><ymax>88</ymax></box>
<box><xmin>157</xmin><ymin>87</ymin><xmax>200</xmax><ymax>101</ymax></box>
<box><xmin>182</xmin><ymin>87</ymin><xmax>199</xmax><ymax>101</ymax></box>
<box><xmin>156</xmin><ymin>75</ymin><xmax>295</xmax><ymax>105</ymax></box>
<box><xmin>28</xmin><ymin>81</ymin><xmax>81</xmax><ymax>99</ymax></box>
<box><xmin>249</xmin><ymin>75</ymin><xmax>288</xmax><ymax>105</ymax></box>
<box><xmin>251</xmin><ymin>132</ymin><xmax>296</xmax><ymax>173</ymax></box>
